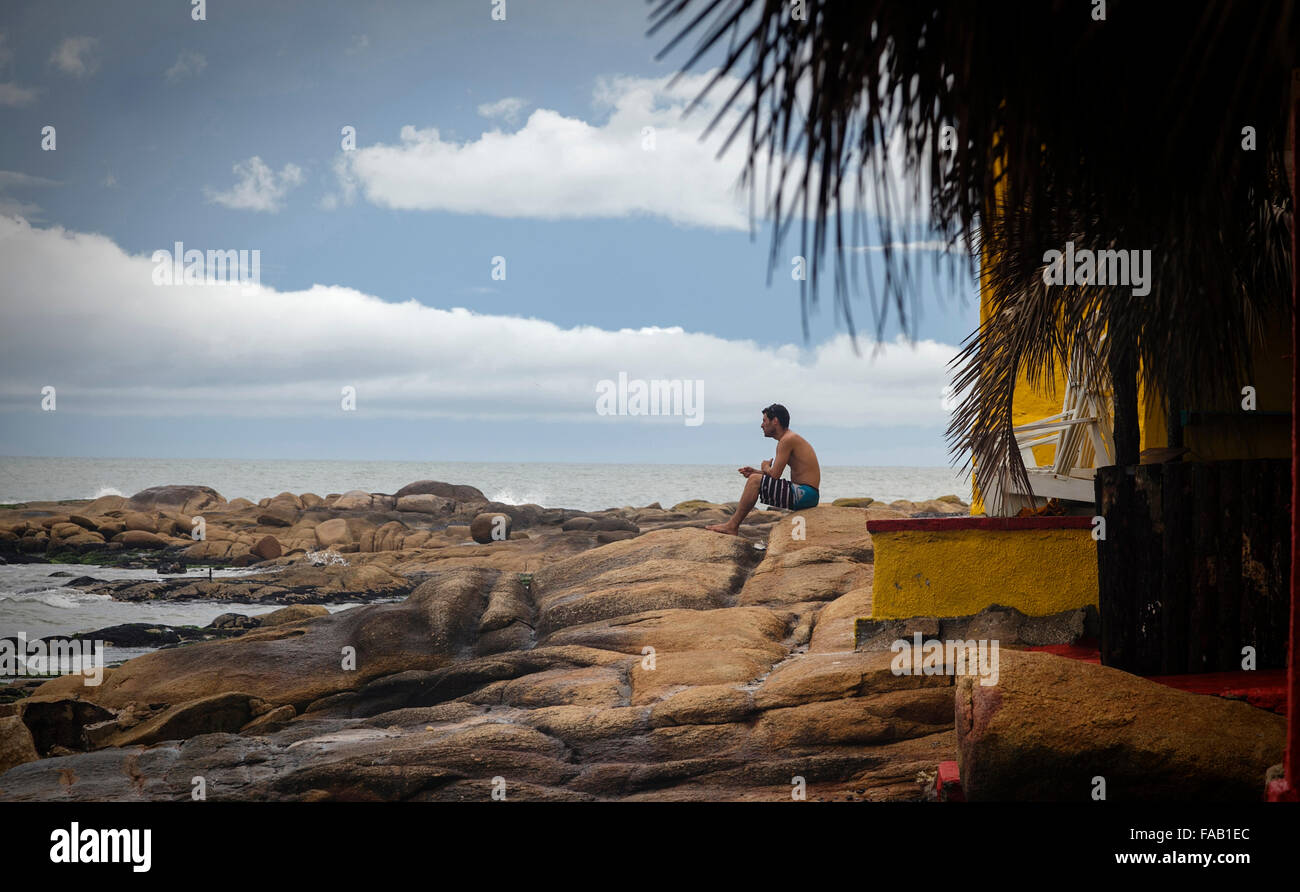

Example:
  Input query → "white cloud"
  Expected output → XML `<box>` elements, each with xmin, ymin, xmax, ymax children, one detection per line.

<box><xmin>333</xmin><ymin>70</ymin><xmax>933</xmax><ymax>234</ymax></box>
<box><xmin>50</xmin><ymin>36</ymin><xmax>99</xmax><ymax>77</ymax></box>
<box><xmin>335</xmin><ymin>71</ymin><xmax>759</xmax><ymax>229</ymax></box>
<box><xmin>345</xmin><ymin>34</ymin><xmax>369</xmax><ymax>55</ymax></box>
<box><xmin>0</xmin><ymin>82</ymin><xmax>39</xmax><ymax>107</ymax></box>
<box><xmin>477</xmin><ymin>96</ymin><xmax>528</xmax><ymax>124</ymax></box>
<box><xmin>0</xmin><ymin>216</ymin><xmax>960</xmax><ymax>427</ymax></box>
<box><xmin>165</xmin><ymin>50</ymin><xmax>207</xmax><ymax>84</ymax></box>
<box><xmin>204</xmin><ymin>156</ymin><xmax>304</xmax><ymax>212</ymax></box>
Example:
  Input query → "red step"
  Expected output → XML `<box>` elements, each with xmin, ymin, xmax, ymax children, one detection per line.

<box><xmin>1024</xmin><ymin>641</ymin><xmax>1287</xmax><ymax>714</ymax></box>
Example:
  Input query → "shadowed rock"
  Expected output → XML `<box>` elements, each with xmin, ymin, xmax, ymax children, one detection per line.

<box><xmin>956</xmin><ymin>649</ymin><xmax>1286</xmax><ymax>800</ymax></box>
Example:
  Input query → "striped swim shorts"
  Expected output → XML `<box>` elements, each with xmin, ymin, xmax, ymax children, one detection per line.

<box><xmin>759</xmin><ymin>475</ymin><xmax>820</xmax><ymax>510</ymax></box>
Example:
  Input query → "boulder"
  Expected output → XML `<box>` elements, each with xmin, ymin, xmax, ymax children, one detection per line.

<box><xmin>95</xmin><ymin>519</ymin><xmax>125</xmax><ymax>538</ymax></box>
<box><xmin>114</xmin><ymin>530</ymin><xmax>169</xmax><ymax>549</ymax></box>
<box><xmin>470</xmin><ymin>513</ymin><xmax>512</xmax><ymax>544</ymax></box>
<box><xmin>956</xmin><ymin>649</ymin><xmax>1287</xmax><ymax>800</ymax></box>
<box><xmin>84</xmin><ymin>494</ymin><xmax>127</xmax><ymax>514</ymax></box>
<box><xmin>314</xmin><ymin>518</ymin><xmax>353</xmax><ymax>548</ymax></box>
<box><xmin>596</xmin><ymin>530</ymin><xmax>638</xmax><ymax>544</ymax></box>
<box><xmin>394</xmin><ymin>480</ymin><xmax>488</xmax><ymax>503</ymax></box>
<box><xmin>395</xmin><ymin>493</ymin><xmax>457</xmax><ymax>515</ymax></box>
<box><xmin>250</xmin><ymin>535</ymin><xmax>282</xmax><ymax>561</ymax></box>
<box><xmin>125</xmin><ymin>485</ymin><xmax>225</xmax><ymax>515</ymax></box>
<box><xmin>332</xmin><ymin>490</ymin><xmax>395</xmax><ymax>511</ymax></box>
<box><xmin>255</xmin><ymin>605</ymin><xmax>329</xmax><ymax>627</ymax></box>
<box><xmin>831</xmin><ymin>497</ymin><xmax>875</xmax><ymax>508</ymax></box>
<box><xmin>208</xmin><ymin>613</ymin><xmax>259</xmax><ymax>631</ymax></box>
<box><xmin>182</xmin><ymin>539</ymin><xmax>232</xmax><ymax>561</ymax></box>
<box><xmin>363</xmin><ymin>521</ymin><xmax>411</xmax><ymax>553</ymax></box>
<box><xmin>121</xmin><ymin>511</ymin><xmax>156</xmax><ymax>532</ymax></box>
<box><xmin>0</xmin><ymin>714</ymin><xmax>40</xmax><ymax>775</ymax></box>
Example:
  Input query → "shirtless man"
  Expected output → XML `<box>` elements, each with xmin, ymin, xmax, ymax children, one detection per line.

<box><xmin>706</xmin><ymin>403</ymin><xmax>820</xmax><ymax>535</ymax></box>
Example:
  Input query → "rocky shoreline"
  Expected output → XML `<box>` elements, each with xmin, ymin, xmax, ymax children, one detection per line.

<box><xmin>0</xmin><ymin>481</ymin><xmax>977</xmax><ymax>801</ymax></box>
<box><xmin>0</xmin><ymin>481</ymin><xmax>1283</xmax><ymax>801</ymax></box>
<box><xmin>0</xmin><ymin>482</ymin><xmax>967</xmax><ymax>604</ymax></box>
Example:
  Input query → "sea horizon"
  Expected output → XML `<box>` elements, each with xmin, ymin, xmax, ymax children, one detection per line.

<box><xmin>0</xmin><ymin>455</ymin><xmax>973</xmax><ymax>513</ymax></box>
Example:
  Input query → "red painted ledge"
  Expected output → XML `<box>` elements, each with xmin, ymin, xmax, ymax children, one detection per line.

<box><xmin>867</xmin><ymin>516</ymin><xmax>1094</xmax><ymax>533</ymax></box>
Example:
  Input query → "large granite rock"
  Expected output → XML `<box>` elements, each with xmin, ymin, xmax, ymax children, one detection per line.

<box><xmin>956</xmin><ymin>649</ymin><xmax>1286</xmax><ymax>800</ymax></box>
<box><xmin>124</xmin><ymin>485</ymin><xmax>225</xmax><ymax>515</ymax></box>
<box><xmin>738</xmin><ymin>506</ymin><xmax>873</xmax><ymax>607</ymax></box>
<box><xmin>394</xmin><ymin>480</ymin><xmax>489</xmax><ymax>503</ymax></box>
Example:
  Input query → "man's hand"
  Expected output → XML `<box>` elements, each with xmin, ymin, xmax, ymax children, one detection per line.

<box><xmin>739</xmin><ymin>466</ymin><xmax>759</xmax><ymax>477</ymax></box>
<box><xmin>761</xmin><ymin>459</ymin><xmax>772</xmax><ymax>473</ymax></box>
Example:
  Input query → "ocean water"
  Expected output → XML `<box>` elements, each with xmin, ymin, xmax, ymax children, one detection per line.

<box><xmin>0</xmin><ymin>563</ymin><xmax>368</xmax><ymax>674</ymax></box>
<box><xmin>0</xmin><ymin>456</ymin><xmax>972</xmax><ymax>512</ymax></box>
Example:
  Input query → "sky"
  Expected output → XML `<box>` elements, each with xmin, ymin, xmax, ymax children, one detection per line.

<box><xmin>0</xmin><ymin>0</ymin><xmax>981</xmax><ymax>468</ymax></box>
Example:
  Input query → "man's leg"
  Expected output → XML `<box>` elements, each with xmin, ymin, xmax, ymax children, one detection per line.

<box><xmin>706</xmin><ymin>473</ymin><xmax>762</xmax><ymax>535</ymax></box>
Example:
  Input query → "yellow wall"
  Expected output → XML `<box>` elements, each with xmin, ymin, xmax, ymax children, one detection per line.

<box><xmin>1142</xmin><ymin>320</ymin><xmax>1292</xmax><ymax>461</ymax></box>
<box><xmin>868</xmin><ymin>526</ymin><xmax>1098</xmax><ymax>618</ymax></box>
<box><xmin>970</xmin><ymin>260</ymin><xmax>1291</xmax><ymax>514</ymax></box>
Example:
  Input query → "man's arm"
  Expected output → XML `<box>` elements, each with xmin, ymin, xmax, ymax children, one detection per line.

<box><xmin>764</xmin><ymin>438</ymin><xmax>792</xmax><ymax>478</ymax></box>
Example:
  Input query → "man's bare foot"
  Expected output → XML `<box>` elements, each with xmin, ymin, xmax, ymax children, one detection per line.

<box><xmin>705</xmin><ymin>523</ymin><xmax>739</xmax><ymax>535</ymax></box>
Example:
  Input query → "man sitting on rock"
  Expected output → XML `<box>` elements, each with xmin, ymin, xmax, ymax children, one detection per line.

<box><xmin>706</xmin><ymin>403</ymin><xmax>820</xmax><ymax>535</ymax></box>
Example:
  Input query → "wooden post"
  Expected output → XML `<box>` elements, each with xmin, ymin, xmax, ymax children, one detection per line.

<box><xmin>1267</xmin><ymin>68</ymin><xmax>1299</xmax><ymax>802</ymax></box>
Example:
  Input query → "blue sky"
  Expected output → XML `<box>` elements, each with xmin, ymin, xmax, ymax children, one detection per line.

<box><xmin>0</xmin><ymin>0</ymin><xmax>980</xmax><ymax>469</ymax></box>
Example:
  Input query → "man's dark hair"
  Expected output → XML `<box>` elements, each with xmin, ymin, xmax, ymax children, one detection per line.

<box><xmin>763</xmin><ymin>403</ymin><xmax>790</xmax><ymax>429</ymax></box>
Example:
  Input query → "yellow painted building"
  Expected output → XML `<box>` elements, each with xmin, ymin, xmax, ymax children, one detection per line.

<box><xmin>867</xmin><ymin>517</ymin><xmax>1097</xmax><ymax>619</ymax></box>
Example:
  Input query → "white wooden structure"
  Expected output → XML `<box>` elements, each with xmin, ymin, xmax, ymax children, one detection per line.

<box><xmin>984</xmin><ymin>342</ymin><xmax>1115</xmax><ymax>516</ymax></box>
